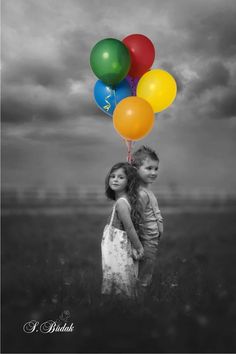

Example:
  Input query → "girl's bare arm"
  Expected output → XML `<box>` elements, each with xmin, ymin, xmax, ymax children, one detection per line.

<box><xmin>116</xmin><ymin>199</ymin><xmax>143</xmax><ymax>252</ymax></box>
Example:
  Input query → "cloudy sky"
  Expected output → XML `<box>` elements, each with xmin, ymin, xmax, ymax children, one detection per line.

<box><xmin>2</xmin><ymin>0</ymin><xmax>236</xmax><ymax>193</ymax></box>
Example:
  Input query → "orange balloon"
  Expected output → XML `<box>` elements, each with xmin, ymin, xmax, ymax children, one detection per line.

<box><xmin>113</xmin><ymin>96</ymin><xmax>154</xmax><ymax>141</ymax></box>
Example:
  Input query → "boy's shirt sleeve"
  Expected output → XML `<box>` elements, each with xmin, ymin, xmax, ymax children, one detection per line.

<box><xmin>155</xmin><ymin>198</ymin><xmax>164</xmax><ymax>235</ymax></box>
<box><xmin>139</xmin><ymin>188</ymin><xmax>164</xmax><ymax>235</ymax></box>
<box><xmin>138</xmin><ymin>189</ymin><xmax>149</xmax><ymax>210</ymax></box>
<box><xmin>150</xmin><ymin>191</ymin><xmax>163</xmax><ymax>223</ymax></box>
<box><xmin>155</xmin><ymin>201</ymin><xmax>163</xmax><ymax>223</ymax></box>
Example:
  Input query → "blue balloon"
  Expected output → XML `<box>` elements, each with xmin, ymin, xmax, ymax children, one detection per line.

<box><xmin>93</xmin><ymin>79</ymin><xmax>132</xmax><ymax>117</ymax></box>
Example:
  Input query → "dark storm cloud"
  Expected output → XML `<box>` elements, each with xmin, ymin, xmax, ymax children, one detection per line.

<box><xmin>1</xmin><ymin>83</ymin><xmax>97</xmax><ymax>123</ymax></box>
<box><xmin>190</xmin><ymin>8</ymin><xmax>236</xmax><ymax>59</ymax></box>
<box><xmin>3</xmin><ymin>0</ymin><xmax>236</xmax><ymax>126</ymax></box>
<box><xmin>187</xmin><ymin>61</ymin><xmax>230</xmax><ymax>98</ymax></box>
<box><xmin>169</xmin><ymin>0</ymin><xmax>236</xmax><ymax>60</ymax></box>
<box><xmin>59</xmin><ymin>29</ymin><xmax>94</xmax><ymax>79</ymax></box>
<box><xmin>207</xmin><ymin>89</ymin><xmax>236</xmax><ymax>119</ymax></box>
<box><xmin>2</xmin><ymin>0</ymin><xmax>96</xmax><ymax>124</ymax></box>
<box><xmin>2</xmin><ymin>59</ymin><xmax>66</xmax><ymax>88</ymax></box>
<box><xmin>10</xmin><ymin>30</ymin><xmax>94</xmax><ymax>86</ymax></box>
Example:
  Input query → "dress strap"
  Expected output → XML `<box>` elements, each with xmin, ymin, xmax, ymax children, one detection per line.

<box><xmin>117</xmin><ymin>197</ymin><xmax>131</xmax><ymax>210</ymax></box>
<box><xmin>109</xmin><ymin>204</ymin><xmax>116</xmax><ymax>227</ymax></box>
<box><xmin>108</xmin><ymin>197</ymin><xmax>131</xmax><ymax>227</ymax></box>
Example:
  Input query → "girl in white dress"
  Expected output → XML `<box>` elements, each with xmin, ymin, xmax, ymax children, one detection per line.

<box><xmin>101</xmin><ymin>162</ymin><xmax>144</xmax><ymax>299</ymax></box>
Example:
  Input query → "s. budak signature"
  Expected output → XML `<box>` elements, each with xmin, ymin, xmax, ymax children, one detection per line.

<box><xmin>23</xmin><ymin>320</ymin><xmax>75</xmax><ymax>333</ymax></box>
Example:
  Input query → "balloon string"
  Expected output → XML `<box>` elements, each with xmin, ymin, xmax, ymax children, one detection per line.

<box><xmin>113</xmin><ymin>89</ymin><xmax>117</xmax><ymax>106</ymax></box>
<box><xmin>103</xmin><ymin>91</ymin><xmax>112</xmax><ymax>112</ymax></box>
<box><xmin>127</xmin><ymin>140</ymin><xmax>132</xmax><ymax>163</ymax></box>
<box><xmin>131</xmin><ymin>77</ymin><xmax>135</xmax><ymax>95</ymax></box>
<box><xmin>123</xmin><ymin>139</ymin><xmax>133</xmax><ymax>163</ymax></box>
<box><xmin>130</xmin><ymin>77</ymin><xmax>136</xmax><ymax>96</ymax></box>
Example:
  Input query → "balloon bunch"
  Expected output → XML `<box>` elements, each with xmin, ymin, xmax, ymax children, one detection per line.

<box><xmin>90</xmin><ymin>34</ymin><xmax>177</xmax><ymax>162</ymax></box>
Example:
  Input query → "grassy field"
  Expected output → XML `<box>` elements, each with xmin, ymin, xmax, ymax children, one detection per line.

<box><xmin>1</xmin><ymin>209</ymin><xmax>236</xmax><ymax>353</ymax></box>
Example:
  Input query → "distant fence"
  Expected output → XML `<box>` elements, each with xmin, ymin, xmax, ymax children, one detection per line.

<box><xmin>2</xmin><ymin>188</ymin><xmax>236</xmax><ymax>212</ymax></box>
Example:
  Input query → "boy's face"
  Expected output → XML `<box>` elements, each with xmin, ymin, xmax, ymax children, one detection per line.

<box><xmin>137</xmin><ymin>157</ymin><xmax>159</xmax><ymax>185</ymax></box>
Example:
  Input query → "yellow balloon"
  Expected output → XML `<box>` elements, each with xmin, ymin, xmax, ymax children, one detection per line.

<box><xmin>113</xmin><ymin>97</ymin><xmax>154</xmax><ymax>141</ymax></box>
<box><xmin>137</xmin><ymin>69</ymin><xmax>177</xmax><ymax>113</ymax></box>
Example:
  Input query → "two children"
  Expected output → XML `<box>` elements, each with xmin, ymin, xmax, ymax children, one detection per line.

<box><xmin>101</xmin><ymin>146</ymin><xmax>163</xmax><ymax>299</ymax></box>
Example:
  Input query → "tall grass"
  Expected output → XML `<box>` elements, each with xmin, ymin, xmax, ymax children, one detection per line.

<box><xmin>2</xmin><ymin>212</ymin><xmax>236</xmax><ymax>353</ymax></box>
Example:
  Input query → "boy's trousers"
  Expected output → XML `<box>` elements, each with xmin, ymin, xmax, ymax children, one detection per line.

<box><xmin>138</xmin><ymin>240</ymin><xmax>158</xmax><ymax>288</ymax></box>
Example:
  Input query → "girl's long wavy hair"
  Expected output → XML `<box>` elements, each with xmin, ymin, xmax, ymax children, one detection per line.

<box><xmin>105</xmin><ymin>162</ymin><xmax>143</xmax><ymax>233</ymax></box>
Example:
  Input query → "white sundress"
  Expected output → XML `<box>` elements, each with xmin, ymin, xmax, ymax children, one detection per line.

<box><xmin>101</xmin><ymin>197</ymin><xmax>138</xmax><ymax>298</ymax></box>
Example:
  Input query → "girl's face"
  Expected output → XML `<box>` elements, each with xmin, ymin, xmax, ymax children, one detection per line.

<box><xmin>109</xmin><ymin>168</ymin><xmax>127</xmax><ymax>193</ymax></box>
<box><xmin>137</xmin><ymin>157</ymin><xmax>159</xmax><ymax>185</ymax></box>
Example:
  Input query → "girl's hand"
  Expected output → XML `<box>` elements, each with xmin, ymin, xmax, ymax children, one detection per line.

<box><xmin>138</xmin><ymin>246</ymin><xmax>144</xmax><ymax>259</ymax></box>
<box><xmin>132</xmin><ymin>246</ymin><xmax>144</xmax><ymax>260</ymax></box>
<box><xmin>132</xmin><ymin>248</ymin><xmax>139</xmax><ymax>260</ymax></box>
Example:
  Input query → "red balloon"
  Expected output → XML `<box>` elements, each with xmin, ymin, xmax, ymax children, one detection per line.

<box><xmin>123</xmin><ymin>34</ymin><xmax>155</xmax><ymax>78</ymax></box>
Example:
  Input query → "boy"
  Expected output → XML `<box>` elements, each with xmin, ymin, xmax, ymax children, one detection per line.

<box><xmin>131</xmin><ymin>145</ymin><xmax>163</xmax><ymax>295</ymax></box>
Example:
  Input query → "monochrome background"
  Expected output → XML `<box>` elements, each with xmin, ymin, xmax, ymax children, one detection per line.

<box><xmin>2</xmin><ymin>1</ymin><xmax>236</xmax><ymax>353</ymax></box>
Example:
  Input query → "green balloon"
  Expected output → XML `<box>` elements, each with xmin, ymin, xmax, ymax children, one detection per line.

<box><xmin>90</xmin><ymin>38</ymin><xmax>131</xmax><ymax>86</ymax></box>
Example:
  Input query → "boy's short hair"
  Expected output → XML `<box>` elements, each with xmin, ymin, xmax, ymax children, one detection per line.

<box><xmin>131</xmin><ymin>145</ymin><xmax>159</xmax><ymax>168</ymax></box>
